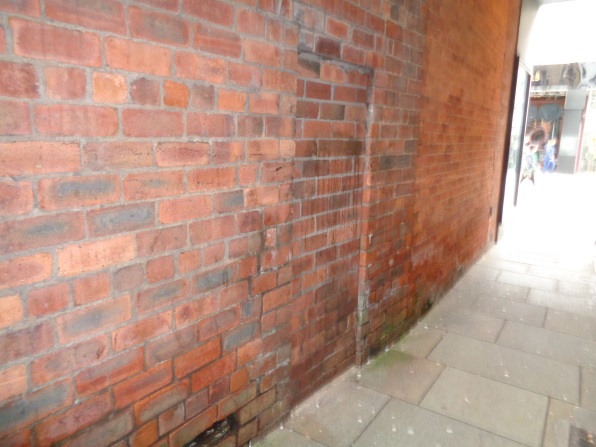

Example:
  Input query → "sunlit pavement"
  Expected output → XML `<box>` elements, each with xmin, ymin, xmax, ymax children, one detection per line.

<box><xmin>254</xmin><ymin>172</ymin><xmax>596</xmax><ymax>447</ymax></box>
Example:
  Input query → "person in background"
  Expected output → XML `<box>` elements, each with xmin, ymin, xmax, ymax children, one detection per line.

<box><xmin>542</xmin><ymin>138</ymin><xmax>557</xmax><ymax>174</ymax></box>
<box><xmin>521</xmin><ymin>138</ymin><xmax>539</xmax><ymax>184</ymax></box>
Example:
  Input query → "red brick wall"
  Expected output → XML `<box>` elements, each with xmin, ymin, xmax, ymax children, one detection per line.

<box><xmin>0</xmin><ymin>0</ymin><xmax>519</xmax><ymax>445</ymax></box>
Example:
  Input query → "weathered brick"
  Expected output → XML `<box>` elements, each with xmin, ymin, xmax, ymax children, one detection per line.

<box><xmin>159</xmin><ymin>403</ymin><xmax>184</xmax><ymax>437</ymax></box>
<box><xmin>88</xmin><ymin>204</ymin><xmax>155</xmax><ymax>237</ymax></box>
<box><xmin>249</xmin><ymin>92</ymin><xmax>280</xmax><ymax>114</ymax></box>
<box><xmin>0</xmin><ymin>294</ymin><xmax>23</xmax><ymax>330</ymax></box>
<box><xmin>237</xmin><ymin>9</ymin><xmax>266</xmax><ymax>36</ymax></box>
<box><xmin>0</xmin><ymin>213</ymin><xmax>84</xmax><ymax>255</ymax></box>
<box><xmin>113</xmin><ymin>362</ymin><xmax>173</xmax><ymax>409</ymax></box>
<box><xmin>146</xmin><ymin>256</ymin><xmax>175</xmax><ymax>283</ymax></box>
<box><xmin>0</xmin><ymin>141</ymin><xmax>80</xmax><ymax>176</ymax></box>
<box><xmin>130</xmin><ymin>421</ymin><xmax>159</xmax><ymax>447</ymax></box>
<box><xmin>193</xmin><ymin>265</ymin><xmax>236</xmax><ymax>295</ymax></box>
<box><xmin>175</xmin><ymin>52</ymin><xmax>225</xmax><ymax>83</ymax></box>
<box><xmin>159</xmin><ymin>195</ymin><xmax>211</xmax><ymax>224</ymax></box>
<box><xmin>0</xmin><ymin>60</ymin><xmax>38</xmax><ymax>98</ymax></box>
<box><xmin>0</xmin><ymin>253</ymin><xmax>52</xmax><ymax>290</ymax></box>
<box><xmin>130</xmin><ymin>6</ymin><xmax>189</xmax><ymax>46</ymax></box>
<box><xmin>45</xmin><ymin>0</ymin><xmax>125</xmax><ymax>34</ymax></box>
<box><xmin>39</xmin><ymin>175</ymin><xmax>119</xmax><ymax>210</ymax></box>
<box><xmin>131</xmin><ymin>77</ymin><xmax>161</xmax><ymax>106</ymax></box>
<box><xmin>244</xmin><ymin>40</ymin><xmax>282</xmax><ymax>67</ymax></box>
<box><xmin>0</xmin><ymin>180</ymin><xmax>33</xmax><ymax>217</ymax></box>
<box><xmin>57</xmin><ymin>235</ymin><xmax>135</xmax><ymax>276</ymax></box>
<box><xmin>73</xmin><ymin>272</ymin><xmax>110</xmax><ymax>305</ymax></box>
<box><xmin>11</xmin><ymin>18</ymin><xmax>101</xmax><ymax>66</ymax></box>
<box><xmin>134</xmin><ymin>382</ymin><xmax>188</xmax><ymax>424</ymax></box>
<box><xmin>218</xmin><ymin>89</ymin><xmax>246</xmax><ymax>112</ymax></box>
<box><xmin>228</xmin><ymin>61</ymin><xmax>261</xmax><ymax>87</ymax></box>
<box><xmin>0</xmin><ymin>380</ymin><xmax>72</xmax><ymax>433</ymax></box>
<box><xmin>190</xmin><ymin>84</ymin><xmax>215</xmax><ymax>109</ymax></box>
<box><xmin>156</xmin><ymin>142</ymin><xmax>210</xmax><ymax>167</ymax></box>
<box><xmin>0</xmin><ymin>364</ymin><xmax>27</xmax><ymax>404</ymax></box>
<box><xmin>173</xmin><ymin>337</ymin><xmax>220</xmax><ymax>379</ymax></box>
<box><xmin>75</xmin><ymin>349</ymin><xmax>143</xmax><ymax>397</ymax></box>
<box><xmin>199</xmin><ymin>307</ymin><xmax>240</xmax><ymax>340</ymax></box>
<box><xmin>35</xmin><ymin>104</ymin><xmax>118</xmax><ymax>136</ymax></box>
<box><xmin>188</xmin><ymin>167</ymin><xmax>235</xmax><ymax>191</ymax></box>
<box><xmin>33</xmin><ymin>392</ymin><xmax>112</xmax><ymax>446</ymax></box>
<box><xmin>0</xmin><ymin>0</ymin><xmax>40</xmax><ymax>15</ymax></box>
<box><xmin>194</xmin><ymin>22</ymin><xmax>241</xmax><ymax>58</ymax></box>
<box><xmin>222</xmin><ymin>321</ymin><xmax>258</xmax><ymax>351</ymax></box>
<box><xmin>164</xmin><ymin>81</ymin><xmax>190</xmax><ymax>108</ymax></box>
<box><xmin>0</xmin><ymin>100</ymin><xmax>30</xmax><ymax>135</ymax></box>
<box><xmin>84</xmin><ymin>142</ymin><xmax>153</xmax><ymax>171</ymax></box>
<box><xmin>124</xmin><ymin>171</ymin><xmax>184</xmax><ymax>200</ymax></box>
<box><xmin>123</xmin><ymin>109</ymin><xmax>183</xmax><ymax>137</ymax></box>
<box><xmin>136</xmin><ymin>0</ymin><xmax>178</xmax><ymax>11</ymax></box>
<box><xmin>92</xmin><ymin>72</ymin><xmax>127</xmax><ymax>103</ymax></box>
<box><xmin>113</xmin><ymin>264</ymin><xmax>144</xmax><ymax>292</ymax></box>
<box><xmin>27</xmin><ymin>282</ymin><xmax>70</xmax><ymax>317</ymax></box>
<box><xmin>187</xmin><ymin>112</ymin><xmax>235</xmax><ymax>137</ymax></box>
<box><xmin>191</xmin><ymin>353</ymin><xmax>236</xmax><ymax>392</ymax></box>
<box><xmin>56</xmin><ymin>295</ymin><xmax>131</xmax><ymax>343</ymax></box>
<box><xmin>213</xmin><ymin>190</ymin><xmax>244</xmax><ymax>213</ymax></box>
<box><xmin>0</xmin><ymin>26</ymin><xmax>4</xmax><ymax>52</ymax></box>
<box><xmin>62</xmin><ymin>410</ymin><xmax>134</xmax><ymax>447</ymax></box>
<box><xmin>136</xmin><ymin>279</ymin><xmax>189</xmax><ymax>314</ymax></box>
<box><xmin>217</xmin><ymin>383</ymin><xmax>257</xmax><ymax>419</ymax></box>
<box><xmin>44</xmin><ymin>66</ymin><xmax>86</xmax><ymax>99</ymax></box>
<box><xmin>105</xmin><ymin>36</ymin><xmax>171</xmax><ymax>76</ymax></box>
<box><xmin>183</xmin><ymin>0</ymin><xmax>234</xmax><ymax>26</ymax></box>
<box><xmin>189</xmin><ymin>216</ymin><xmax>235</xmax><ymax>244</ymax></box>
<box><xmin>137</xmin><ymin>225</ymin><xmax>187</xmax><ymax>257</ymax></box>
<box><xmin>113</xmin><ymin>311</ymin><xmax>172</xmax><ymax>352</ymax></box>
<box><xmin>31</xmin><ymin>335</ymin><xmax>109</xmax><ymax>385</ymax></box>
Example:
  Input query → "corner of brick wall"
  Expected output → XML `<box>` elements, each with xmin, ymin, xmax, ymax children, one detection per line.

<box><xmin>0</xmin><ymin>0</ymin><xmax>521</xmax><ymax>445</ymax></box>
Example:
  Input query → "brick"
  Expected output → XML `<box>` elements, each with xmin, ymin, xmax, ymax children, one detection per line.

<box><xmin>113</xmin><ymin>311</ymin><xmax>172</xmax><ymax>352</ymax></box>
<box><xmin>130</xmin><ymin>421</ymin><xmax>158</xmax><ymax>447</ymax></box>
<box><xmin>238</xmin><ymin>116</ymin><xmax>264</xmax><ymax>137</ymax></box>
<box><xmin>199</xmin><ymin>307</ymin><xmax>240</xmax><ymax>340</ymax></box>
<box><xmin>105</xmin><ymin>37</ymin><xmax>170</xmax><ymax>76</ymax></box>
<box><xmin>185</xmin><ymin>388</ymin><xmax>208</xmax><ymax>419</ymax></box>
<box><xmin>230</xmin><ymin>368</ymin><xmax>249</xmax><ymax>393</ymax></box>
<box><xmin>156</xmin><ymin>142</ymin><xmax>210</xmax><ymax>167</ymax></box>
<box><xmin>57</xmin><ymin>235</ymin><xmax>135</xmax><ymax>276</ymax></box>
<box><xmin>174</xmin><ymin>293</ymin><xmax>218</xmax><ymax>327</ymax></box>
<box><xmin>62</xmin><ymin>410</ymin><xmax>134</xmax><ymax>447</ymax></box>
<box><xmin>131</xmin><ymin>77</ymin><xmax>161</xmax><ymax>106</ymax></box>
<box><xmin>84</xmin><ymin>142</ymin><xmax>153</xmax><ymax>171</ymax></box>
<box><xmin>0</xmin><ymin>213</ymin><xmax>84</xmax><ymax>256</ymax></box>
<box><xmin>27</xmin><ymin>282</ymin><xmax>70</xmax><ymax>317</ymax></box>
<box><xmin>137</xmin><ymin>225</ymin><xmax>187</xmax><ymax>257</ymax></box>
<box><xmin>188</xmin><ymin>167</ymin><xmax>235</xmax><ymax>191</ymax></box>
<box><xmin>187</xmin><ymin>112</ymin><xmax>234</xmax><ymax>137</ymax></box>
<box><xmin>0</xmin><ymin>0</ymin><xmax>40</xmax><ymax>15</ymax></box>
<box><xmin>173</xmin><ymin>337</ymin><xmax>220</xmax><ymax>378</ymax></box>
<box><xmin>0</xmin><ymin>180</ymin><xmax>34</xmax><ymax>217</ymax></box>
<box><xmin>136</xmin><ymin>279</ymin><xmax>189</xmax><ymax>313</ymax></box>
<box><xmin>320</xmin><ymin>103</ymin><xmax>346</xmax><ymax>120</ymax></box>
<box><xmin>217</xmin><ymin>383</ymin><xmax>257</xmax><ymax>418</ymax></box>
<box><xmin>183</xmin><ymin>0</ymin><xmax>234</xmax><ymax>27</ymax></box>
<box><xmin>145</xmin><ymin>324</ymin><xmax>199</xmax><ymax>367</ymax></box>
<box><xmin>113</xmin><ymin>264</ymin><xmax>144</xmax><ymax>292</ymax></box>
<box><xmin>237</xmin><ymin>9</ymin><xmax>265</xmax><ymax>36</ymax></box>
<box><xmin>218</xmin><ymin>89</ymin><xmax>246</xmax><ymax>112</ymax></box>
<box><xmin>177</xmin><ymin>249</ymin><xmax>201</xmax><ymax>274</ymax></box>
<box><xmin>31</xmin><ymin>335</ymin><xmax>109</xmax><ymax>385</ymax></box>
<box><xmin>191</xmin><ymin>353</ymin><xmax>236</xmax><ymax>392</ymax></box>
<box><xmin>237</xmin><ymin>389</ymin><xmax>276</xmax><ymax>425</ymax></box>
<box><xmin>194</xmin><ymin>22</ymin><xmax>241</xmax><ymax>58</ymax></box>
<box><xmin>189</xmin><ymin>216</ymin><xmax>235</xmax><ymax>244</ymax></box>
<box><xmin>73</xmin><ymin>272</ymin><xmax>110</xmax><ymax>305</ymax></box>
<box><xmin>11</xmin><ymin>18</ymin><xmax>100</xmax><ymax>66</ymax></box>
<box><xmin>136</xmin><ymin>0</ymin><xmax>178</xmax><ymax>11</ymax></box>
<box><xmin>247</xmin><ymin>140</ymin><xmax>279</xmax><ymax>160</ymax></box>
<box><xmin>44</xmin><ymin>66</ymin><xmax>86</xmax><ymax>99</ymax></box>
<box><xmin>244</xmin><ymin>40</ymin><xmax>281</xmax><ymax>66</ymax></box>
<box><xmin>92</xmin><ymin>72</ymin><xmax>127</xmax><ymax>103</ymax></box>
<box><xmin>124</xmin><ymin>170</ymin><xmax>184</xmax><ymax>201</ymax></box>
<box><xmin>326</xmin><ymin>16</ymin><xmax>349</xmax><ymax>39</ymax></box>
<box><xmin>213</xmin><ymin>141</ymin><xmax>244</xmax><ymax>164</ymax></box>
<box><xmin>75</xmin><ymin>349</ymin><xmax>143</xmax><ymax>396</ymax></box>
<box><xmin>56</xmin><ymin>295</ymin><xmax>131</xmax><ymax>343</ymax></box>
<box><xmin>0</xmin><ymin>100</ymin><xmax>30</xmax><ymax>135</ymax></box>
<box><xmin>113</xmin><ymin>362</ymin><xmax>173</xmax><ymax>409</ymax></box>
<box><xmin>228</xmin><ymin>62</ymin><xmax>261</xmax><ymax>87</ymax></box>
<box><xmin>34</xmin><ymin>392</ymin><xmax>112</xmax><ymax>446</ymax></box>
<box><xmin>0</xmin><ymin>141</ymin><xmax>80</xmax><ymax>176</ymax></box>
<box><xmin>134</xmin><ymin>382</ymin><xmax>188</xmax><ymax>424</ymax></box>
<box><xmin>130</xmin><ymin>6</ymin><xmax>189</xmax><ymax>46</ymax></box>
<box><xmin>249</xmin><ymin>92</ymin><xmax>280</xmax><ymax>114</ymax></box>
<box><xmin>0</xmin><ymin>253</ymin><xmax>52</xmax><ymax>290</ymax></box>
<box><xmin>0</xmin><ymin>380</ymin><xmax>72</xmax><ymax>433</ymax></box>
<box><xmin>35</xmin><ymin>104</ymin><xmax>118</xmax><ymax>136</ymax></box>
<box><xmin>175</xmin><ymin>51</ymin><xmax>225</xmax><ymax>83</ymax></box>
<box><xmin>0</xmin><ymin>322</ymin><xmax>54</xmax><ymax>364</ymax></box>
<box><xmin>213</xmin><ymin>190</ymin><xmax>244</xmax><ymax>213</ymax></box>
<box><xmin>46</xmin><ymin>0</ymin><xmax>125</xmax><ymax>33</ymax></box>
<box><xmin>0</xmin><ymin>294</ymin><xmax>23</xmax><ymax>330</ymax></box>
<box><xmin>190</xmin><ymin>84</ymin><xmax>215</xmax><ymax>109</ymax></box>
<box><xmin>147</xmin><ymin>256</ymin><xmax>175</xmax><ymax>283</ymax></box>
<box><xmin>159</xmin><ymin>195</ymin><xmax>211</xmax><ymax>224</ymax></box>
<box><xmin>223</xmin><ymin>321</ymin><xmax>258</xmax><ymax>351</ymax></box>
<box><xmin>0</xmin><ymin>365</ymin><xmax>27</xmax><ymax>404</ymax></box>
<box><xmin>0</xmin><ymin>26</ymin><xmax>5</xmax><ymax>52</ymax></box>
<box><xmin>164</xmin><ymin>81</ymin><xmax>190</xmax><ymax>108</ymax></box>
<box><xmin>0</xmin><ymin>61</ymin><xmax>38</xmax><ymax>98</ymax></box>
<box><xmin>262</xmin><ymin>68</ymin><xmax>297</xmax><ymax>92</ymax></box>
<box><xmin>39</xmin><ymin>174</ymin><xmax>120</xmax><ymax>210</ymax></box>
<box><xmin>159</xmin><ymin>403</ymin><xmax>184</xmax><ymax>437</ymax></box>
<box><xmin>88</xmin><ymin>203</ymin><xmax>155</xmax><ymax>237</ymax></box>
<box><xmin>203</xmin><ymin>243</ymin><xmax>225</xmax><ymax>267</ymax></box>
<box><xmin>123</xmin><ymin>109</ymin><xmax>183</xmax><ymax>137</ymax></box>
<box><xmin>244</xmin><ymin>186</ymin><xmax>280</xmax><ymax>208</ymax></box>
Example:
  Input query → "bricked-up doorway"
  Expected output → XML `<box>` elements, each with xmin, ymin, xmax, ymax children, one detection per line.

<box><xmin>290</xmin><ymin>52</ymin><xmax>372</xmax><ymax>397</ymax></box>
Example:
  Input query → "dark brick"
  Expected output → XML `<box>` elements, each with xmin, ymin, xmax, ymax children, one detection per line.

<box><xmin>223</xmin><ymin>322</ymin><xmax>258</xmax><ymax>351</ymax></box>
<box><xmin>88</xmin><ymin>204</ymin><xmax>154</xmax><ymax>237</ymax></box>
<box><xmin>194</xmin><ymin>265</ymin><xmax>235</xmax><ymax>293</ymax></box>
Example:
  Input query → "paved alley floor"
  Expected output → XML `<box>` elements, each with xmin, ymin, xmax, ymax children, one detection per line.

<box><xmin>253</xmin><ymin>172</ymin><xmax>596</xmax><ymax>447</ymax></box>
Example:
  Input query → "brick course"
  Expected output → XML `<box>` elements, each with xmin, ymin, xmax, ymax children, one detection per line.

<box><xmin>0</xmin><ymin>0</ymin><xmax>520</xmax><ymax>445</ymax></box>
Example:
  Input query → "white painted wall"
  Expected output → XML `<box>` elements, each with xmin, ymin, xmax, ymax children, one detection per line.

<box><xmin>527</xmin><ymin>0</ymin><xmax>596</xmax><ymax>66</ymax></box>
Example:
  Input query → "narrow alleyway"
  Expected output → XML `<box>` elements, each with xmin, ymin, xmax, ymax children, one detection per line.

<box><xmin>254</xmin><ymin>172</ymin><xmax>596</xmax><ymax>447</ymax></box>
